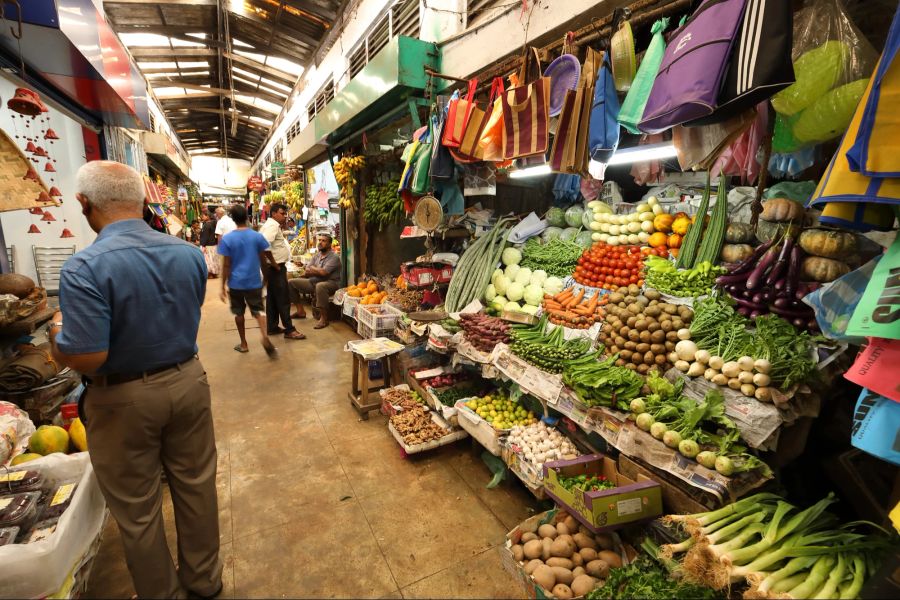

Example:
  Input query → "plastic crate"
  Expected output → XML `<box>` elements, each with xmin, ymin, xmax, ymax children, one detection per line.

<box><xmin>357</xmin><ymin>303</ymin><xmax>403</xmax><ymax>331</ymax></box>
<box><xmin>342</xmin><ymin>295</ymin><xmax>361</xmax><ymax>318</ymax></box>
<box><xmin>356</xmin><ymin>320</ymin><xmax>399</xmax><ymax>341</ymax></box>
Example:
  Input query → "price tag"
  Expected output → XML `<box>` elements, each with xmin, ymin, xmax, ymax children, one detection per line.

<box><xmin>0</xmin><ymin>471</ymin><xmax>26</xmax><ymax>483</ymax></box>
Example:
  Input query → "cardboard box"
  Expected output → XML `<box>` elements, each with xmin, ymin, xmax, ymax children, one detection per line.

<box><xmin>543</xmin><ymin>453</ymin><xmax>662</xmax><ymax>532</ymax></box>
<box><xmin>617</xmin><ymin>454</ymin><xmax>716</xmax><ymax>515</ymax></box>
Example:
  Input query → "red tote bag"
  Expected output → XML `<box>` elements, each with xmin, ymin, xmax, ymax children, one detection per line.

<box><xmin>442</xmin><ymin>78</ymin><xmax>478</xmax><ymax>148</ymax></box>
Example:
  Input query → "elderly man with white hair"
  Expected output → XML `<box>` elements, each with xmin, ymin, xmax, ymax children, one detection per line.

<box><xmin>47</xmin><ymin>161</ymin><xmax>222</xmax><ymax>599</ymax></box>
<box><xmin>214</xmin><ymin>205</ymin><xmax>236</xmax><ymax>242</ymax></box>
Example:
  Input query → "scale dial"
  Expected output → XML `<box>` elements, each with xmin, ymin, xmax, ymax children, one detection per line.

<box><xmin>412</xmin><ymin>195</ymin><xmax>443</xmax><ymax>232</ymax></box>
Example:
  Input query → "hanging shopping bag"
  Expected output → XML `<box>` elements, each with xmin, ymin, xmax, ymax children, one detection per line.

<box><xmin>479</xmin><ymin>79</ymin><xmax>507</xmax><ymax>162</ymax></box>
<box><xmin>501</xmin><ymin>48</ymin><xmax>551</xmax><ymax>160</ymax></box>
<box><xmin>845</xmin><ymin>3</ymin><xmax>900</xmax><ymax>177</ymax></box>
<box><xmin>588</xmin><ymin>53</ymin><xmax>620</xmax><ymax>164</ymax></box>
<box><xmin>458</xmin><ymin>78</ymin><xmax>504</xmax><ymax>160</ymax></box>
<box><xmin>689</xmin><ymin>0</ymin><xmax>794</xmax><ymax>126</ymax></box>
<box><xmin>619</xmin><ymin>18</ymin><xmax>669</xmax><ymax>134</ymax></box>
<box><xmin>399</xmin><ymin>125</ymin><xmax>428</xmax><ymax>193</ymax></box>
<box><xmin>573</xmin><ymin>48</ymin><xmax>602</xmax><ymax>176</ymax></box>
<box><xmin>442</xmin><ymin>78</ymin><xmax>478</xmax><ymax>148</ymax></box>
<box><xmin>410</xmin><ymin>127</ymin><xmax>433</xmax><ymax>195</ymax></box>
<box><xmin>639</xmin><ymin>0</ymin><xmax>748</xmax><ymax>134</ymax></box>
<box><xmin>548</xmin><ymin>89</ymin><xmax>580</xmax><ymax>172</ymax></box>
<box><xmin>610</xmin><ymin>14</ymin><xmax>637</xmax><ymax>92</ymax></box>
<box><xmin>430</xmin><ymin>98</ymin><xmax>455</xmax><ymax>182</ymax></box>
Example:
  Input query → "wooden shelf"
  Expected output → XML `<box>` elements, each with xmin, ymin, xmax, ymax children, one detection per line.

<box><xmin>0</xmin><ymin>306</ymin><xmax>55</xmax><ymax>338</ymax></box>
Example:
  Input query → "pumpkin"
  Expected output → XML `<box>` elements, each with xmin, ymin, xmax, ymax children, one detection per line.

<box><xmin>653</xmin><ymin>214</ymin><xmax>674</xmax><ymax>233</ymax></box>
<box><xmin>725</xmin><ymin>222</ymin><xmax>755</xmax><ymax>244</ymax></box>
<box><xmin>667</xmin><ymin>233</ymin><xmax>683</xmax><ymax>249</ymax></box>
<box><xmin>755</xmin><ymin>220</ymin><xmax>801</xmax><ymax>244</ymax></box>
<box><xmin>720</xmin><ymin>244</ymin><xmax>754</xmax><ymax>263</ymax></box>
<box><xmin>648</xmin><ymin>232</ymin><xmax>668</xmax><ymax>248</ymax></box>
<box><xmin>671</xmin><ymin>215</ymin><xmax>691</xmax><ymax>236</ymax></box>
<box><xmin>760</xmin><ymin>197</ymin><xmax>806</xmax><ymax>223</ymax></box>
<box><xmin>801</xmin><ymin>256</ymin><xmax>850</xmax><ymax>283</ymax></box>
<box><xmin>798</xmin><ymin>229</ymin><xmax>857</xmax><ymax>259</ymax></box>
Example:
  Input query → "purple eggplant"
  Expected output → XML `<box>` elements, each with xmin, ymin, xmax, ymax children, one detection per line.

<box><xmin>717</xmin><ymin>272</ymin><xmax>750</xmax><ymax>286</ymax></box>
<box><xmin>737</xmin><ymin>307</ymin><xmax>752</xmax><ymax>317</ymax></box>
<box><xmin>752</xmin><ymin>292</ymin><xmax>767</xmax><ymax>304</ymax></box>
<box><xmin>792</xmin><ymin>317</ymin><xmax>808</xmax><ymax>329</ymax></box>
<box><xmin>727</xmin><ymin>239</ymin><xmax>776</xmax><ymax>276</ymax></box>
<box><xmin>785</xmin><ymin>246</ymin><xmax>801</xmax><ymax>296</ymax></box>
<box><xmin>769</xmin><ymin>304</ymin><xmax>814</xmax><ymax>320</ymax></box>
<box><xmin>733</xmin><ymin>296</ymin><xmax>767</xmax><ymax>311</ymax></box>
<box><xmin>773</xmin><ymin>296</ymin><xmax>797</xmax><ymax>309</ymax></box>
<box><xmin>766</xmin><ymin>236</ymin><xmax>793</xmax><ymax>287</ymax></box>
<box><xmin>750</xmin><ymin>310</ymin><xmax>766</xmax><ymax>318</ymax></box>
<box><xmin>746</xmin><ymin>247</ymin><xmax>779</xmax><ymax>291</ymax></box>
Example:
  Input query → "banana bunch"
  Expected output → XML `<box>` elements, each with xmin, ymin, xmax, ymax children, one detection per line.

<box><xmin>334</xmin><ymin>155</ymin><xmax>365</xmax><ymax>209</ymax></box>
<box><xmin>284</xmin><ymin>181</ymin><xmax>304</xmax><ymax>211</ymax></box>
<box><xmin>363</xmin><ymin>179</ymin><xmax>403</xmax><ymax>231</ymax></box>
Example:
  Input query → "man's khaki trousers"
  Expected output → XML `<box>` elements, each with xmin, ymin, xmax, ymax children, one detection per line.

<box><xmin>85</xmin><ymin>357</ymin><xmax>221</xmax><ymax>599</ymax></box>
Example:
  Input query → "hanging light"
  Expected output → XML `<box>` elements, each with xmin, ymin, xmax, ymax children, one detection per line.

<box><xmin>27</xmin><ymin>224</ymin><xmax>41</xmax><ymax>233</ymax></box>
<box><xmin>29</xmin><ymin>207</ymin><xmax>44</xmax><ymax>215</ymax></box>
<box><xmin>48</xmin><ymin>186</ymin><xmax>62</xmax><ymax>197</ymax></box>
<box><xmin>509</xmin><ymin>154</ymin><xmax>553</xmax><ymax>179</ymax></box>
<box><xmin>59</xmin><ymin>228</ymin><xmax>74</xmax><ymax>238</ymax></box>
<box><xmin>44</xmin><ymin>161</ymin><xmax>55</xmax><ymax>172</ymax></box>
<box><xmin>24</xmin><ymin>141</ymin><xmax>36</xmax><ymax>153</ymax></box>
<box><xmin>41</xmin><ymin>211</ymin><xmax>55</xmax><ymax>222</ymax></box>
<box><xmin>590</xmin><ymin>142</ymin><xmax>678</xmax><ymax>167</ymax></box>
<box><xmin>44</xmin><ymin>129</ymin><xmax>59</xmax><ymax>140</ymax></box>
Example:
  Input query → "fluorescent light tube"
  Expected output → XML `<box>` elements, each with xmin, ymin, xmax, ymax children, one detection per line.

<box><xmin>509</xmin><ymin>164</ymin><xmax>552</xmax><ymax>179</ymax></box>
<box><xmin>593</xmin><ymin>143</ymin><xmax>678</xmax><ymax>167</ymax></box>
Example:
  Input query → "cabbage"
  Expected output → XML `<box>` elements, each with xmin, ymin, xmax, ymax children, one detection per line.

<box><xmin>506</xmin><ymin>281</ymin><xmax>525</xmax><ymax>302</ymax></box>
<box><xmin>501</xmin><ymin>247</ymin><xmax>522</xmax><ymax>266</ymax></box>
<box><xmin>523</xmin><ymin>283</ymin><xmax>544</xmax><ymax>306</ymax></box>
<box><xmin>581</xmin><ymin>208</ymin><xmax>593</xmax><ymax>230</ymax></box>
<box><xmin>559</xmin><ymin>227</ymin><xmax>578</xmax><ymax>242</ymax></box>
<box><xmin>543</xmin><ymin>277</ymin><xmax>564</xmax><ymax>296</ymax></box>
<box><xmin>520</xmin><ymin>304</ymin><xmax>539</xmax><ymax>315</ymax></box>
<box><xmin>484</xmin><ymin>284</ymin><xmax>497</xmax><ymax>302</ymax></box>
<box><xmin>504</xmin><ymin>301</ymin><xmax>523</xmax><ymax>312</ymax></box>
<box><xmin>515</xmin><ymin>267</ymin><xmax>532</xmax><ymax>285</ymax></box>
<box><xmin>541</xmin><ymin>227</ymin><xmax>563</xmax><ymax>243</ymax></box>
<box><xmin>546</xmin><ymin>207</ymin><xmax>566</xmax><ymax>228</ymax></box>
<box><xmin>565</xmin><ymin>205</ymin><xmax>585</xmax><ymax>228</ymax></box>
<box><xmin>575</xmin><ymin>230</ymin><xmax>594</xmax><ymax>248</ymax></box>
<box><xmin>530</xmin><ymin>270</ymin><xmax>548</xmax><ymax>286</ymax></box>
<box><xmin>491</xmin><ymin>295</ymin><xmax>508</xmax><ymax>311</ymax></box>
<box><xmin>494</xmin><ymin>275</ymin><xmax>510</xmax><ymax>295</ymax></box>
<box><xmin>491</xmin><ymin>268</ymin><xmax>503</xmax><ymax>286</ymax></box>
<box><xmin>505</xmin><ymin>263</ymin><xmax>521</xmax><ymax>281</ymax></box>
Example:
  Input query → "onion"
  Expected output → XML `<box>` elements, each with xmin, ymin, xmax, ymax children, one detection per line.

<box><xmin>695</xmin><ymin>350</ymin><xmax>711</xmax><ymax>364</ymax></box>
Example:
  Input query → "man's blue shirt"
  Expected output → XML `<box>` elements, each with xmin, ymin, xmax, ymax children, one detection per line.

<box><xmin>216</xmin><ymin>228</ymin><xmax>268</xmax><ymax>290</ymax></box>
<box><xmin>56</xmin><ymin>218</ymin><xmax>207</xmax><ymax>374</ymax></box>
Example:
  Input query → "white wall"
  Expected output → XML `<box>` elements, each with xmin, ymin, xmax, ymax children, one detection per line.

<box><xmin>0</xmin><ymin>73</ymin><xmax>96</xmax><ymax>283</ymax></box>
<box><xmin>190</xmin><ymin>156</ymin><xmax>251</xmax><ymax>190</ymax></box>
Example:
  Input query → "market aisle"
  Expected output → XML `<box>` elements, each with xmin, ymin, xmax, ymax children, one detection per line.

<box><xmin>86</xmin><ymin>284</ymin><xmax>541</xmax><ymax>598</ymax></box>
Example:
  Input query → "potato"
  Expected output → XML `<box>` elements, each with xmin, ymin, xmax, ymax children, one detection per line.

<box><xmin>521</xmin><ymin>532</ymin><xmax>539</xmax><ymax>543</ymax></box>
<box><xmin>551</xmin><ymin>566</ymin><xmax>575</xmax><ymax>586</ymax></box>
<box><xmin>572</xmin><ymin>533</ymin><xmax>597</xmax><ymax>550</ymax></box>
<box><xmin>556</xmin><ymin>522</ymin><xmax>570</xmax><ymax>536</ymax></box>
<box><xmin>571</xmin><ymin>551</ymin><xmax>583</xmax><ymax>567</ymax></box>
<box><xmin>635</xmin><ymin>342</ymin><xmax>650</xmax><ymax>354</ymax></box>
<box><xmin>594</xmin><ymin>533</ymin><xmax>614</xmax><ymax>551</ymax></box>
<box><xmin>579</xmin><ymin>547</ymin><xmax>598</xmax><ymax>562</ymax></box>
<box><xmin>550</xmin><ymin>536</ymin><xmax>576</xmax><ymax>558</ymax></box>
<box><xmin>598</xmin><ymin>550</ymin><xmax>623</xmax><ymax>568</ymax></box>
<box><xmin>523</xmin><ymin>539</ymin><xmax>543</xmax><ymax>560</ymax></box>
<box><xmin>542</xmin><ymin>537</ymin><xmax>553</xmax><ymax>561</ymax></box>
<box><xmin>586</xmin><ymin>559</ymin><xmax>610</xmax><ymax>579</ymax></box>
<box><xmin>639</xmin><ymin>330</ymin><xmax>652</xmax><ymax>343</ymax></box>
<box><xmin>578</xmin><ymin>525</ymin><xmax>592</xmax><ymax>537</ymax></box>
<box><xmin>572</xmin><ymin>566</ymin><xmax>586</xmax><ymax>579</ymax></box>
<box><xmin>538</xmin><ymin>524</ymin><xmax>558</xmax><ymax>539</ymax></box>
<box><xmin>563</xmin><ymin>515</ymin><xmax>579</xmax><ymax>533</ymax></box>
<box><xmin>552</xmin><ymin>584</ymin><xmax>573</xmax><ymax>600</ymax></box>
<box><xmin>626</xmin><ymin>316</ymin><xmax>638</xmax><ymax>327</ymax></box>
<box><xmin>644</xmin><ymin>289</ymin><xmax>661</xmax><ymax>301</ymax></box>
<box><xmin>525</xmin><ymin>558</ymin><xmax>543</xmax><ymax>575</ymax></box>
<box><xmin>571</xmin><ymin>575</ymin><xmax>598</xmax><ymax>597</ymax></box>
<box><xmin>546</xmin><ymin>557</ymin><xmax>574</xmax><ymax>570</ymax></box>
<box><xmin>533</xmin><ymin>564</ymin><xmax>556</xmax><ymax>590</ymax></box>
<box><xmin>512</xmin><ymin>544</ymin><xmax>525</xmax><ymax>562</ymax></box>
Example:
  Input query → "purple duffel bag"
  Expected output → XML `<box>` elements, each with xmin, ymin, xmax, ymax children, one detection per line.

<box><xmin>638</xmin><ymin>0</ymin><xmax>748</xmax><ymax>134</ymax></box>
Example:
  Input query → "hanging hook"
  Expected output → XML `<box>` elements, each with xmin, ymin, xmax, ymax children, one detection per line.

<box><xmin>5</xmin><ymin>0</ymin><xmax>22</xmax><ymax>39</ymax></box>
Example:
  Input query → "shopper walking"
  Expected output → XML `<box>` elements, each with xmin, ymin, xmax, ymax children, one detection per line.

<box><xmin>48</xmin><ymin>160</ymin><xmax>221</xmax><ymax>600</ymax></box>
<box><xmin>218</xmin><ymin>204</ymin><xmax>278</xmax><ymax>355</ymax></box>
<box><xmin>214</xmin><ymin>206</ymin><xmax>236</xmax><ymax>242</ymax></box>
<box><xmin>200</xmin><ymin>210</ymin><xmax>220</xmax><ymax>278</ymax></box>
<box><xmin>259</xmin><ymin>203</ymin><xmax>305</xmax><ymax>340</ymax></box>
<box><xmin>289</xmin><ymin>232</ymin><xmax>342</xmax><ymax>329</ymax></box>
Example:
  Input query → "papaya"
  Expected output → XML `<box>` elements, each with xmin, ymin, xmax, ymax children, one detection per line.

<box><xmin>69</xmin><ymin>417</ymin><xmax>88</xmax><ymax>452</ymax></box>
<box><xmin>10</xmin><ymin>452</ymin><xmax>42</xmax><ymax>466</ymax></box>
<box><xmin>29</xmin><ymin>425</ymin><xmax>69</xmax><ymax>456</ymax></box>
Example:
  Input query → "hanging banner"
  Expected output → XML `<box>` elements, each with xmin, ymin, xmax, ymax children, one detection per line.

<box><xmin>247</xmin><ymin>175</ymin><xmax>264</xmax><ymax>192</ymax></box>
<box><xmin>847</xmin><ymin>232</ymin><xmax>900</xmax><ymax>340</ymax></box>
<box><xmin>844</xmin><ymin>338</ymin><xmax>900</xmax><ymax>403</ymax></box>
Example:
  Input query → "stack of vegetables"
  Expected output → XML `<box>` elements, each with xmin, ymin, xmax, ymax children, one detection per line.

<box><xmin>459</xmin><ymin>313</ymin><xmax>511</xmax><ymax>352</ymax></box>
<box><xmin>659</xmin><ymin>493</ymin><xmax>894</xmax><ymax>595</ymax></box>
<box><xmin>544</xmin><ymin>204</ymin><xmax>596</xmax><ymax>248</ymax></box>
<box><xmin>486</xmin><ymin>251</ymin><xmax>565</xmax><ymax>315</ymax></box>
<box><xmin>541</xmin><ymin>287</ymin><xmax>608</xmax><ymax>328</ymax></box>
<box><xmin>445</xmin><ymin>218</ymin><xmax>514</xmax><ymax>313</ymax></box>
<box><xmin>587</xmin><ymin>549</ymin><xmax>722</xmax><ymax>599</ymax></box>
<box><xmin>589</xmin><ymin>196</ymin><xmax>664</xmax><ymax>246</ymax></box>
<box><xmin>519</xmin><ymin>237</ymin><xmax>584</xmax><ymax>278</ymax></box>
<box><xmin>510</xmin><ymin>315</ymin><xmax>592</xmax><ymax>374</ymax></box>
<box><xmin>676</xmin><ymin>175</ymin><xmax>729</xmax><ymax>271</ymax></box>
<box><xmin>647</xmin><ymin>211</ymin><xmax>692</xmax><ymax>257</ymax></box>
<box><xmin>507</xmin><ymin>421</ymin><xmax>579</xmax><ymax>471</ymax></box>
<box><xmin>573</xmin><ymin>243</ymin><xmax>646</xmax><ymax>290</ymax></box>
<box><xmin>628</xmin><ymin>373</ymin><xmax>771</xmax><ymax>477</ymax></box>
<box><xmin>557</xmin><ymin>474</ymin><xmax>615</xmax><ymax>493</ymax></box>
<box><xmin>597</xmin><ymin>288</ymin><xmax>695</xmax><ymax>375</ymax></box>
<box><xmin>563</xmin><ymin>352</ymin><xmax>644</xmax><ymax>410</ymax></box>
<box><xmin>463</xmin><ymin>392</ymin><xmax>538</xmax><ymax>429</ymax></box>
<box><xmin>644</xmin><ymin>255</ymin><xmax>724</xmax><ymax>298</ymax></box>
<box><xmin>346</xmin><ymin>279</ymin><xmax>386</xmax><ymax>304</ymax></box>
<box><xmin>684</xmin><ymin>295</ymin><xmax>818</xmax><ymax>400</ymax></box>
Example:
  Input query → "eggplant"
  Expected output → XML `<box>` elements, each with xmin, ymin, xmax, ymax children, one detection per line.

<box><xmin>792</xmin><ymin>317</ymin><xmax>808</xmax><ymax>329</ymax></box>
<box><xmin>737</xmin><ymin>307</ymin><xmax>752</xmax><ymax>317</ymax></box>
<box><xmin>769</xmin><ymin>304</ymin><xmax>814</xmax><ymax>320</ymax></box>
<box><xmin>717</xmin><ymin>272</ymin><xmax>750</xmax><ymax>286</ymax></box>
<box><xmin>750</xmin><ymin>310</ymin><xmax>766</xmax><ymax>318</ymax></box>
<box><xmin>785</xmin><ymin>246</ymin><xmax>801</xmax><ymax>297</ymax></box>
<box><xmin>752</xmin><ymin>292</ymin><xmax>767</xmax><ymax>304</ymax></box>
<box><xmin>765</xmin><ymin>236</ymin><xmax>793</xmax><ymax>287</ymax></box>
<box><xmin>746</xmin><ymin>248</ymin><xmax>779</xmax><ymax>290</ymax></box>
<box><xmin>773</xmin><ymin>296</ymin><xmax>796</xmax><ymax>309</ymax></box>
<box><xmin>733</xmin><ymin>296</ymin><xmax>767</xmax><ymax>311</ymax></box>
<box><xmin>728</xmin><ymin>239</ymin><xmax>776</xmax><ymax>276</ymax></box>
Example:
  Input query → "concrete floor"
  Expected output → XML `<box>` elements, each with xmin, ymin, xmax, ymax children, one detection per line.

<box><xmin>85</xmin><ymin>285</ymin><xmax>542</xmax><ymax>598</ymax></box>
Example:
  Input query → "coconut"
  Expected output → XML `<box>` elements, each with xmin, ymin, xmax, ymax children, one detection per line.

<box><xmin>0</xmin><ymin>273</ymin><xmax>35</xmax><ymax>298</ymax></box>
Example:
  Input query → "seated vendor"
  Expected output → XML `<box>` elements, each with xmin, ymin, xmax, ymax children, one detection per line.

<box><xmin>289</xmin><ymin>232</ymin><xmax>341</xmax><ymax>329</ymax></box>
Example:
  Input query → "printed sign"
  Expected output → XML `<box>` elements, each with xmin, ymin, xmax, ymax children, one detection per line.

<box><xmin>847</xmin><ymin>234</ymin><xmax>900</xmax><ymax>340</ymax></box>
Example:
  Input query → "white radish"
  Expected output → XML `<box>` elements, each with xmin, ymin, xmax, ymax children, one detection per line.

<box><xmin>737</xmin><ymin>356</ymin><xmax>755</xmax><ymax>372</ymax></box>
<box><xmin>687</xmin><ymin>362</ymin><xmax>706</xmax><ymax>377</ymax></box>
<box><xmin>708</xmin><ymin>356</ymin><xmax>725</xmax><ymax>370</ymax></box>
<box><xmin>676</xmin><ymin>328</ymin><xmax>692</xmax><ymax>341</ymax></box>
<box><xmin>740</xmin><ymin>383</ymin><xmax>757</xmax><ymax>397</ymax></box>
<box><xmin>738</xmin><ymin>371</ymin><xmax>755</xmax><ymax>384</ymax></box>
<box><xmin>695</xmin><ymin>350</ymin><xmax>712</xmax><ymax>364</ymax></box>
<box><xmin>721</xmin><ymin>362</ymin><xmax>741</xmax><ymax>378</ymax></box>
<box><xmin>712</xmin><ymin>373</ymin><xmax>728</xmax><ymax>386</ymax></box>
<box><xmin>754</xmin><ymin>358</ymin><xmax>772</xmax><ymax>374</ymax></box>
<box><xmin>753</xmin><ymin>373</ymin><xmax>771</xmax><ymax>387</ymax></box>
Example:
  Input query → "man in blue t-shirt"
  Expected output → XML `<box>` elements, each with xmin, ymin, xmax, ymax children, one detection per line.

<box><xmin>218</xmin><ymin>204</ymin><xmax>278</xmax><ymax>355</ymax></box>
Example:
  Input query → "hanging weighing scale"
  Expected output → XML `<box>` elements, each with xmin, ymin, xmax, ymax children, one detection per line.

<box><xmin>412</xmin><ymin>194</ymin><xmax>443</xmax><ymax>260</ymax></box>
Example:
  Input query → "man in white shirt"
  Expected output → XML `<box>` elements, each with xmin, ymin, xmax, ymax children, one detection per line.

<box><xmin>214</xmin><ymin>206</ymin><xmax>236</xmax><ymax>242</ymax></box>
<box><xmin>260</xmin><ymin>203</ymin><xmax>305</xmax><ymax>340</ymax></box>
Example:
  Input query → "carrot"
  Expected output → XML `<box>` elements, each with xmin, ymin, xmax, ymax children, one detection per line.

<box><xmin>543</xmin><ymin>301</ymin><xmax>563</xmax><ymax>311</ymax></box>
<box><xmin>561</xmin><ymin>311</ymin><xmax>579</xmax><ymax>321</ymax></box>
<box><xmin>584</xmin><ymin>292</ymin><xmax>598</xmax><ymax>314</ymax></box>
<box><xmin>567</xmin><ymin>288</ymin><xmax>585</xmax><ymax>308</ymax></box>
<box><xmin>556</xmin><ymin>288</ymin><xmax>574</xmax><ymax>302</ymax></box>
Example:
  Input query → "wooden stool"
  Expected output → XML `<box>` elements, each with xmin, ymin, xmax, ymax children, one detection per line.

<box><xmin>348</xmin><ymin>352</ymin><xmax>392</xmax><ymax>419</ymax></box>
